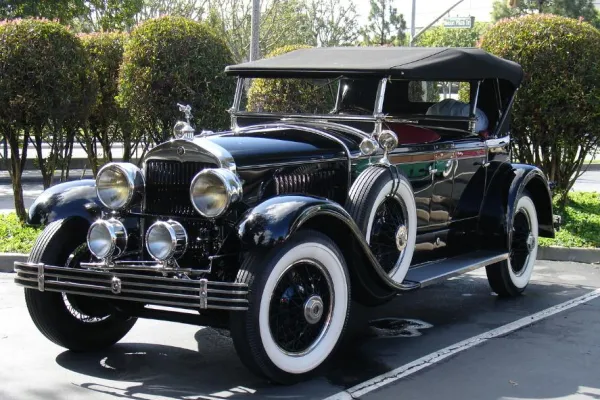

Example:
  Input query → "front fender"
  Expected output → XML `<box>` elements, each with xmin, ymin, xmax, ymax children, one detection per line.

<box><xmin>479</xmin><ymin>162</ymin><xmax>555</xmax><ymax>251</ymax></box>
<box><xmin>27</xmin><ymin>180</ymin><xmax>102</xmax><ymax>227</ymax></box>
<box><xmin>236</xmin><ymin>195</ymin><xmax>418</xmax><ymax>304</ymax></box>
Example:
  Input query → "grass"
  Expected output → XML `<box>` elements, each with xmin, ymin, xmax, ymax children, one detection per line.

<box><xmin>539</xmin><ymin>191</ymin><xmax>600</xmax><ymax>249</ymax></box>
<box><xmin>0</xmin><ymin>213</ymin><xmax>41</xmax><ymax>254</ymax></box>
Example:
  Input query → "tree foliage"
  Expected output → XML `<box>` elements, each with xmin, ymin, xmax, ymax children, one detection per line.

<box><xmin>0</xmin><ymin>19</ymin><xmax>96</xmax><ymax>221</ymax></box>
<box><xmin>491</xmin><ymin>0</ymin><xmax>600</xmax><ymax>26</ymax></box>
<box><xmin>0</xmin><ymin>0</ymin><xmax>87</xmax><ymax>24</ymax></box>
<box><xmin>206</xmin><ymin>0</ymin><xmax>313</xmax><ymax>63</ymax></box>
<box><xmin>304</xmin><ymin>0</ymin><xmax>360</xmax><ymax>47</ymax></box>
<box><xmin>117</xmin><ymin>16</ymin><xmax>235</xmax><ymax>143</ymax></box>
<box><xmin>360</xmin><ymin>0</ymin><xmax>407</xmax><ymax>46</ymax></box>
<box><xmin>414</xmin><ymin>22</ymin><xmax>490</xmax><ymax>47</ymax></box>
<box><xmin>135</xmin><ymin>0</ymin><xmax>208</xmax><ymax>23</ymax></box>
<box><xmin>247</xmin><ymin>45</ymin><xmax>334</xmax><ymax>114</ymax></box>
<box><xmin>480</xmin><ymin>14</ymin><xmax>600</xmax><ymax>204</ymax></box>
<box><xmin>78</xmin><ymin>0</ymin><xmax>144</xmax><ymax>32</ymax></box>
<box><xmin>80</xmin><ymin>32</ymin><xmax>140</xmax><ymax>174</ymax></box>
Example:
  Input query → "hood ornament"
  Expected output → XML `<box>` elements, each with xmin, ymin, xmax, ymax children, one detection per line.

<box><xmin>173</xmin><ymin>103</ymin><xmax>195</xmax><ymax>140</ymax></box>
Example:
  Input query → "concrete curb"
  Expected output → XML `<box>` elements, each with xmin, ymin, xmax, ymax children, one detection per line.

<box><xmin>537</xmin><ymin>246</ymin><xmax>600</xmax><ymax>264</ymax></box>
<box><xmin>0</xmin><ymin>253</ymin><xmax>28</xmax><ymax>273</ymax></box>
<box><xmin>1</xmin><ymin>246</ymin><xmax>598</xmax><ymax>274</ymax></box>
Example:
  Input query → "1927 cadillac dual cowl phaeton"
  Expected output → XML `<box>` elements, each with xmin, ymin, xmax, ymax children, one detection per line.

<box><xmin>14</xmin><ymin>47</ymin><xmax>559</xmax><ymax>384</ymax></box>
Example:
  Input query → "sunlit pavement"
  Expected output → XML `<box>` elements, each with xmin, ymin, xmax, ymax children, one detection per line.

<box><xmin>1</xmin><ymin>260</ymin><xmax>599</xmax><ymax>399</ymax></box>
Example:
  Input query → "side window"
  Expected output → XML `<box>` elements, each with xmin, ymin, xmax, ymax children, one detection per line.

<box><xmin>408</xmin><ymin>81</ymin><xmax>471</xmax><ymax>103</ymax></box>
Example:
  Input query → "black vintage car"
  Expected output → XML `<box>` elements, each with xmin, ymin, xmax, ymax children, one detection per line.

<box><xmin>14</xmin><ymin>47</ymin><xmax>559</xmax><ymax>384</ymax></box>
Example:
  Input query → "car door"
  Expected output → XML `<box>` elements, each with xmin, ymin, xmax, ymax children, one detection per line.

<box><xmin>450</xmin><ymin>138</ymin><xmax>487</xmax><ymax>221</ymax></box>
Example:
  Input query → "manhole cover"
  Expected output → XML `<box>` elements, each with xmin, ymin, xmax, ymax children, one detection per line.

<box><xmin>368</xmin><ymin>318</ymin><xmax>433</xmax><ymax>338</ymax></box>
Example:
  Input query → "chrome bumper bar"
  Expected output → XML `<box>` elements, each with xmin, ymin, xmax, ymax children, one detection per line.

<box><xmin>14</xmin><ymin>262</ymin><xmax>249</xmax><ymax>311</ymax></box>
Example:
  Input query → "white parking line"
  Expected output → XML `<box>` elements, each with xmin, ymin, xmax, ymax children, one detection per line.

<box><xmin>325</xmin><ymin>288</ymin><xmax>600</xmax><ymax>400</ymax></box>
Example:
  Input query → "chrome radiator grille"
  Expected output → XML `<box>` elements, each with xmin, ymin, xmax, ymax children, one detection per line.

<box><xmin>144</xmin><ymin>160</ymin><xmax>215</xmax><ymax>216</ymax></box>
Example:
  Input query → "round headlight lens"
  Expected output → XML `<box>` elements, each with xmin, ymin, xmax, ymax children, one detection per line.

<box><xmin>87</xmin><ymin>219</ymin><xmax>127</xmax><ymax>260</ymax></box>
<box><xmin>96</xmin><ymin>163</ymin><xmax>144</xmax><ymax>210</ymax></box>
<box><xmin>190</xmin><ymin>169</ymin><xmax>242</xmax><ymax>218</ymax></box>
<box><xmin>145</xmin><ymin>220</ymin><xmax>187</xmax><ymax>261</ymax></box>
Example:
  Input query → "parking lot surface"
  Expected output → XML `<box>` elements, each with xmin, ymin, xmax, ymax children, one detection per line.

<box><xmin>1</xmin><ymin>260</ymin><xmax>599</xmax><ymax>400</ymax></box>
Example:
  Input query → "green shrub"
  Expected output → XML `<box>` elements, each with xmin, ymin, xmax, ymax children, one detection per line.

<box><xmin>480</xmin><ymin>14</ymin><xmax>600</xmax><ymax>206</ymax></box>
<box><xmin>80</xmin><ymin>32</ymin><xmax>138</xmax><ymax>174</ymax></box>
<box><xmin>0</xmin><ymin>213</ymin><xmax>41</xmax><ymax>254</ymax></box>
<box><xmin>117</xmin><ymin>16</ymin><xmax>235</xmax><ymax>143</ymax></box>
<box><xmin>247</xmin><ymin>44</ymin><xmax>333</xmax><ymax>114</ymax></box>
<box><xmin>0</xmin><ymin>19</ymin><xmax>96</xmax><ymax>221</ymax></box>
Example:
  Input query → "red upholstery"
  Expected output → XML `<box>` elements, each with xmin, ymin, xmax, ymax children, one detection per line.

<box><xmin>386</xmin><ymin>123</ymin><xmax>441</xmax><ymax>145</ymax></box>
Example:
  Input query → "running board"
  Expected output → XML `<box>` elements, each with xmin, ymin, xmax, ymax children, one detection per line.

<box><xmin>403</xmin><ymin>250</ymin><xmax>509</xmax><ymax>289</ymax></box>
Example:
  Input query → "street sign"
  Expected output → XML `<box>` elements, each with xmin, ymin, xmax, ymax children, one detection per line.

<box><xmin>444</xmin><ymin>16</ymin><xmax>475</xmax><ymax>28</ymax></box>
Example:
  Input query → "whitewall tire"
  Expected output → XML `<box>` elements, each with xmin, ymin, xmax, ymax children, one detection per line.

<box><xmin>345</xmin><ymin>166</ymin><xmax>417</xmax><ymax>286</ymax></box>
<box><xmin>230</xmin><ymin>229</ymin><xmax>350</xmax><ymax>384</ymax></box>
<box><xmin>486</xmin><ymin>191</ymin><xmax>539</xmax><ymax>297</ymax></box>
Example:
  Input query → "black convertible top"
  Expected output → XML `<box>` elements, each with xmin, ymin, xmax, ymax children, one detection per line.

<box><xmin>225</xmin><ymin>47</ymin><xmax>524</xmax><ymax>87</ymax></box>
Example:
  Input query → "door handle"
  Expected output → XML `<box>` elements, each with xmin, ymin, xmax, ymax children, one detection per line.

<box><xmin>473</xmin><ymin>159</ymin><xmax>490</xmax><ymax>167</ymax></box>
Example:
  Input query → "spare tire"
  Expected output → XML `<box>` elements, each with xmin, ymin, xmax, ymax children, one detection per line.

<box><xmin>345</xmin><ymin>165</ymin><xmax>417</xmax><ymax>287</ymax></box>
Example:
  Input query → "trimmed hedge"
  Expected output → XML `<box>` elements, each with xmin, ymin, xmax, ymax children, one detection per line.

<box><xmin>247</xmin><ymin>44</ymin><xmax>333</xmax><ymax>114</ymax></box>
<box><xmin>480</xmin><ymin>14</ymin><xmax>600</xmax><ymax>205</ymax></box>
<box><xmin>80</xmin><ymin>31</ymin><xmax>134</xmax><ymax>173</ymax></box>
<box><xmin>0</xmin><ymin>18</ymin><xmax>96</xmax><ymax>221</ymax></box>
<box><xmin>117</xmin><ymin>16</ymin><xmax>235</xmax><ymax>142</ymax></box>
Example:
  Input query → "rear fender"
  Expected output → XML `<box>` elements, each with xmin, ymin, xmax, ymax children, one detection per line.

<box><xmin>236</xmin><ymin>195</ymin><xmax>412</xmax><ymax>304</ymax></box>
<box><xmin>479</xmin><ymin>162</ymin><xmax>555</xmax><ymax>251</ymax></box>
<box><xmin>27</xmin><ymin>180</ymin><xmax>102</xmax><ymax>227</ymax></box>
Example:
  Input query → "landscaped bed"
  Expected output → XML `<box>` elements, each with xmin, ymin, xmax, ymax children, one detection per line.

<box><xmin>539</xmin><ymin>191</ymin><xmax>600</xmax><ymax>249</ymax></box>
<box><xmin>0</xmin><ymin>213</ymin><xmax>41</xmax><ymax>254</ymax></box>
<box><xmin>0</xmin><ymin>191</ymin><xmax>598</xmax><ymax>254</ymax></box>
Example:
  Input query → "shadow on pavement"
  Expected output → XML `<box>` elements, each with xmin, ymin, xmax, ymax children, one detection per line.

<box><xmin>52</xmin><ymin>273</ymin><xmax>599</xmax><ymax>399</ymax></box>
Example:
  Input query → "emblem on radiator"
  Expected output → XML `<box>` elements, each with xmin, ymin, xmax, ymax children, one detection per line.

<box><xmin>177</xmin><ymin>146</ymin><xmax>186</xmax><ymax>156</ymax></box>
<box><xmin>111</xmin><ymin>277</ymin><xmax>122</xmax><ymax>294</ymax></box>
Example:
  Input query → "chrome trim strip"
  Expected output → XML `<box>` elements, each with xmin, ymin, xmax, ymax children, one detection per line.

<box><xmin>232</xmin><ymin>111</ymin><xmax>378</xmax><ymax>122</ymax></box>
<box><xmin>281</xmin><ymin>119</ymin><xmax>373</xmax><ymax>141</ymax></box>
<box><xmin>199</xmin><ymin>279</ymin><xmax>208</xmax><ymax>309</ymax></box>
<box><xmin>37</xmin><ymin>263</ymin><xmax>44</xmax><ymax>292</ymax></box>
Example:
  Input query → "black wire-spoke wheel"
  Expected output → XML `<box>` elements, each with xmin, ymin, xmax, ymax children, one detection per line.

<box><xmin>230</xmin><ymin>229</ymin><xmax>350</xmax><ymax>384</ymax></box>
<box><xmin>269</xmin><ymin>260</ymin><xmax>333</xmax><ymax>355</ymax></box>
<box><xmin>510</xmin><ymin>208</ymin><xmax>535</xmax><ymax>276</ymax></box>
<box><xmin>369</xmin><ymin>196</ymin><xmax>408</xmax><ymax>274</ymax></box>
<box><xmin>24</xmin><ymin>218</ymin><xmax>137</xmax><ymax>352</ymax></box>
<box><xmin>485</xmin><ymin>191</ymin><xmax>539</xmax><ymax>297</ymax></box>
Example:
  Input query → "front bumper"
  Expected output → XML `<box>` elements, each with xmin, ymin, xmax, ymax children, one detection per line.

<box><xmin>14</xmin><ymin>262</ymin><xmax>249</xmax><ymax>311</ymax></box>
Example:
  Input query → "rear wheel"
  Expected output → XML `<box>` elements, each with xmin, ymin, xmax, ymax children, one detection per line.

<box><xmin>24</xmin><ymin>218</ymin><xmax>137</xmax><ymax>352</ymax></box>
<box><xmin>229</xmin><ymin>230</ymin><xmax>350</xmax><ymax>384</ymax></box>
<box><xmin>486</xmin><ymin>192</ymin><xmax>539</xmax><ymax>297</ymax></box>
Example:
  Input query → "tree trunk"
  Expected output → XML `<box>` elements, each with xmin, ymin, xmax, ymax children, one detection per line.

<box><xmin>11</xmin><ymin>172</ymin><xmax>26</xmax><ymax>223</ymax></box>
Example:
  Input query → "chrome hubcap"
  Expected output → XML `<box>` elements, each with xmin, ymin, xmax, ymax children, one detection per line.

<box><xmin>304</xmin><ymin>295</ymin><xmax>324</xmax><ymax>325</ymax></box>
<box><xmin>526</xmin><ymin>233</ymin><xmax>536</xmax><ymax>252</ymax></box>
<box><xmin>395</xmin><ymin>224</ymin><xmax>408</xmax><ymax>251</ymax></box>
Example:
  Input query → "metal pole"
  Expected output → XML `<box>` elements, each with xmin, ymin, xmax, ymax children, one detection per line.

<box><xmin>410</xmin><ymin>0</ymin><xmax>465</xmax><ymax>46</ymax></box>
<box><xmin>410</xmin><ymin>0</ymin><xmax>416</xmax><ymax>46</ymax></box>
<box><xmin>250</xmin><ymin>0</ymin><xmax>260</xmax><ymax>61</ymax></box>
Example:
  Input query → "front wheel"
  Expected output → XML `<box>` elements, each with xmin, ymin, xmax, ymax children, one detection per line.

<box><xmin>24</xmin><ymin>218</ymin><xmax>137</xmax><ymax>351</ymax></box>
<box><xmin>230</xmin><ymin>230</ymin><xmax>351</xmax><ymax>384</ymax></box>
<box><xmin>486</xmin><ymin>192</ymin><xmax>539</xmax><ymax>297</ymax></box>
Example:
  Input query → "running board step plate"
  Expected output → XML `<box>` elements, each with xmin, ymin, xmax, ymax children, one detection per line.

<box><xmin>403</xmin><ymin>250</ymin><xmax>509</xmax><ymax>288</ymax></box>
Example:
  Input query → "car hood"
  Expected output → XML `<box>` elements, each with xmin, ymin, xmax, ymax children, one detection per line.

<box><xmin>144</xmin><ymin>123</ymin><xmax>358</xmax><ymax>170</ymax></box>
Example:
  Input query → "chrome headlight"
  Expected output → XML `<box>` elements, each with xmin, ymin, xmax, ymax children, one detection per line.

<box><xmin>145</xmin><ymin>220</ymin><xmax>187</xmax><ymax>261</ymax></box>
<box><xmin>87</xmin><ymin>219</ymin><xmax>127</xmax><ymax>260</ymax></box>
<box><xmin>190</xmin><ymin>168</ymin><xmax>242</xmax><ymax>218</ymax></box>
<box><xmin>96</xmin><ymin>162</ymin><xmax>144</xmax><ymax>210</ymax></box>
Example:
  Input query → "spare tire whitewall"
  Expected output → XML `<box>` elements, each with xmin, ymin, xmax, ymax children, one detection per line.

<box><xmin>230</xmin><ymin>230</ymin><xmax>350</xmax><ymax>384</ymax></box>
<box><xmin>345</xmin><ymin>166</ymin><xmax>417</xmax><ymax>287</ymax></box>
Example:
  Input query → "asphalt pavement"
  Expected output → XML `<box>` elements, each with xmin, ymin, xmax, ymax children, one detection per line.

<box><xmin>1</xmin><ymin>260</ymin><xmax>599</xmax><ymax>399</ymax></box>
